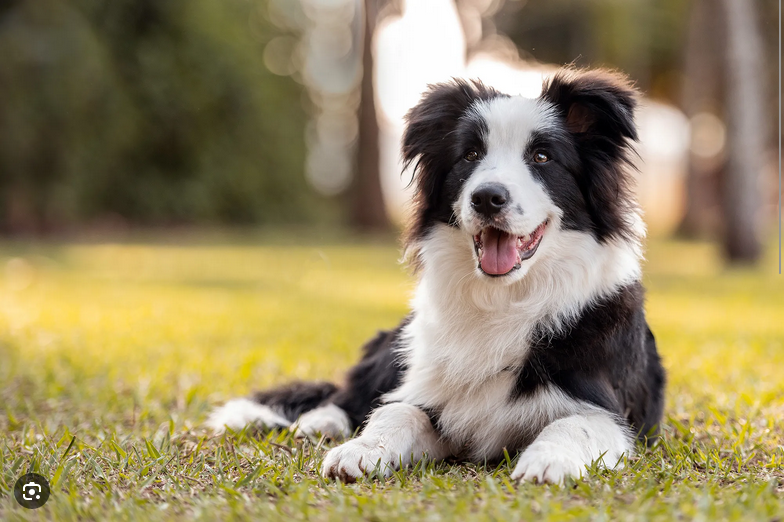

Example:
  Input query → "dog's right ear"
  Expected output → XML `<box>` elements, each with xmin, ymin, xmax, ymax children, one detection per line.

<box><xmin>402</xmin><ymin>79</ymin><xmax>495</xmax><ymax>185</ymax></box>
<box><xmin>402</xmin><ymin>80</ymin><xmax>497</xmax><ymax>246</ymax></box>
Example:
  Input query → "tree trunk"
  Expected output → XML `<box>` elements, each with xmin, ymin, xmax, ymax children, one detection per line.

<box><xmin>350</xmin><ymin>0</ymin><xmax>389</xmax><ymax>232</ymax></box>
<box><xmin>677</xmin><ymin>0</ymin><xmax>723</xmax><ymax>238</ymax></box>
<box><xmin>720</xmin><ymin>0</ymin><xmax>765</xmax><ymax>262</ymax></box>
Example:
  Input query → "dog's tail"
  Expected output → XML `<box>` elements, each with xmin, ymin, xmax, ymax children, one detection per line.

<box><xmin>206</xmin><ymin>381</ymin><xmax>338</xmax><ymax>434</ymax></box>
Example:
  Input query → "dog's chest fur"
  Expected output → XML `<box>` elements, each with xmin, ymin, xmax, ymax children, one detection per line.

<box><xmin>390</xmin><ymin>299</ymin><xmax>583</xmax><ymax>459</ymax></box>
<box><xmin>386</xmin><ymin>224</ymin><xmax>642</xmax><ymax>459</ymax></box>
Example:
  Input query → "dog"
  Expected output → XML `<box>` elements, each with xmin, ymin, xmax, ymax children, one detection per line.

<box><xmin>207</xmin><ymin>68</ymin><xmax>666</xmax><ymax>485</ymax></box>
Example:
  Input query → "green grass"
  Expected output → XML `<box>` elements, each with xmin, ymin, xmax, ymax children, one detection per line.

<box><xmin>1</xmin><ymin>235</ymin><xmax>783</xmax><ymax>521</ymax></box>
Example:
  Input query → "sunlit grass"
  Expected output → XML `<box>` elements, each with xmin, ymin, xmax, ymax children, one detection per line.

<box><xmin>1</xmin><ymin>235</ymin><xmax>782</xmax><ymax>520</ymax></box>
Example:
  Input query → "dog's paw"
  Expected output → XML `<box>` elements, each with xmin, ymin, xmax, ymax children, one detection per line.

<box><xmin>511</xmin><ymin>441</ymin><xmax>586</xmax><ymax>485</ymax></box>
<box><xmin>205</xmin><ymin>399</ymin><xmax>290</xmax><ymax>434</ymax></box>
<box><xmin>321</xmin><ymin>437</ymin><xmax>398</xmax><ymax>482</ymax></box>
<box><xmin>292</xmin><ymin>404</ymin><xmax>352</xmax><ymax>440</ymax></box>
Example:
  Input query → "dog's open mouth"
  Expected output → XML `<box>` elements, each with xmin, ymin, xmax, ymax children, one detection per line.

<box><xmin>473</xmin><ymin>220</ymin><xmax>548</xmax><ymax>276</ymax></box>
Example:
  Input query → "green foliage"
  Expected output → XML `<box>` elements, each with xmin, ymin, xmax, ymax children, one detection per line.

<box><xmin>500</xmin><ymin>0</ymin><xmax>778</xmax><ymax>104</ymax></box>
<box><xmin>0</xmin><ymin>236</ymin><xmax>783</xmax><ymax>519</ymax></box>
<box><xmin>0</xmin><ymin>0</ymin><xmax>322</xmax><ymax>232</ymax></box>
<box><xmin>498</xmin><ymin>0</ymin><xmax>692</xmax><ymax>100</ymax></box>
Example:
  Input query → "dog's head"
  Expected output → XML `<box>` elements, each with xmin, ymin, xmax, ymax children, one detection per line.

<box><xmin>402</xmin><ymin>68</ymin><xmax>640</xmax><ymax>284</ymax></box>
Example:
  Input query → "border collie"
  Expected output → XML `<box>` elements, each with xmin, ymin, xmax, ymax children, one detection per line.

<box><xmin>207</xmin><ymin>68</ymin><xmax>665</xmax><ymax>485</ymax></box>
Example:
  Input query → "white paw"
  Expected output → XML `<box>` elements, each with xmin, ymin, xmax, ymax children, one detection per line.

<box><xmin>206</xmin><ymin>399</ymin><xmax>290</xmax><ymax>433</ymax></box>
<box><xmin>321</xmin><ymin>437</ymin><xmax>399</xmax><ymax>482</ymax></box>
<box><xmin>292</xmin><ymin>404</ymin><xmax>353</xmax><ymax>440</ymax></box>
<box><xmin>511</xmin><ymin>441</ymin><xmax>586</xmax><ymax>485</ymax></box>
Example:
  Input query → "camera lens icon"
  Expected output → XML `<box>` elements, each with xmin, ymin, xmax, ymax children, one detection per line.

<box><xmin>22</xmin><ymin>482</ymin><xmax>42</xmax><ymax>500</ymax></box>
<box><xmin>14</xmin><ymin>473</ymin><xmax>50</xmax><ymax>509</ymax></box>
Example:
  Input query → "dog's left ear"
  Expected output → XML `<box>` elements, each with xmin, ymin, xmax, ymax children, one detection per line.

<box><xmin>540</xmin><ymin>68</ymin><xmax>638</xmax><ymax>146</ymax></box>
<box><xmin>540</xmin><ymin>69</ymin><xmax>640</xmax><ymax>241</ymax></box>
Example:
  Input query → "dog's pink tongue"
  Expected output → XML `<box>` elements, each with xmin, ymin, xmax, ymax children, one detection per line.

<box><xmin>480</xmin><ymin>228</ymin><xmax>518</xmax><ymax>275</ymax></box>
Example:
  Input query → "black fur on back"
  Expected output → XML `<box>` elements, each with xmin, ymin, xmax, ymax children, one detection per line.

<box><xmin>251</xmin><ymin>319</ymin><xmax>409</xmax><ymax>430</ymax></box>
<box><xmin>329</xmin><ymin>317</ymin><xmax>410</xmax><ymax>428</ymax></box>
<box><xmin>511</xmin><ymin>282</ymin><xmax>665</xmax><ymax>443</ymax></box>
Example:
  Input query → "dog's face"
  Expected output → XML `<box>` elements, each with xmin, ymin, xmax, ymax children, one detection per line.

<box><xmin>453</xmin><ymin>97</ymin><xmax>568</xmax><ymax>281</ymax></box>
<box><xmin>402</xmin><ymin>69</ymin><xmax>640</xmax><ymax>284</ymax></box>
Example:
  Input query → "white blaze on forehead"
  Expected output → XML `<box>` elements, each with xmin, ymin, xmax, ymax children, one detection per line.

<box><xmin>471</xmin><ymin>96</ymin><xmax>559</xmax><ymax>152</ymax></box>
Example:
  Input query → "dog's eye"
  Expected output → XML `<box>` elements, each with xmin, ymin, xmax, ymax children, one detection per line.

<box><xmin>464</xmin><ymin>150</ymin><xmax>480</xmax><ymax>162</ymax></box>
<box><xmin>533</xmin><ymin>152</ymin><xmax>550</xmax><ymax>164</ymax></box>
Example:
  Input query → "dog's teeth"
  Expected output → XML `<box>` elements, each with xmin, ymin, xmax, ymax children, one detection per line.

<box><xmin>477</xmin><ymin>247</ymin><xmax>483</xmax><ymax>258</ymax></box>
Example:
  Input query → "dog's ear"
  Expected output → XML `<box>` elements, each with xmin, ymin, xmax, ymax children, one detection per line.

<box><xmin>541</xmin><ymin>68</ymin><xmax>638</xmax><ymax>145</ymax></box>
<box><xmin>402</xmin><ymin>79</ymin><xmax>495</xmax><ymax>187</ymax></box>
<box><xmin>540</xmin><ymin>69</ymin><xmax>640</xmax><ymax>242</ymax></box>
<box><xmin>401</xmin><ymin>79</ymin><xmax>497</xmax><ymax>248</ymax></box>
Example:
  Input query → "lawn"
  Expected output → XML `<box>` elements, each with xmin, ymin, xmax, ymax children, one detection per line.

<box><xmin>1</xmin><ymin>233</ymin><xmax>783</xmax><ymax>521</ymax></box>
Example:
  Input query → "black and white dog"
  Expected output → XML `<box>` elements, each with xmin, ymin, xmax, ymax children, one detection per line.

<box><xmin>207</xmin><ymin>68</ymin><xmax>665</xmax><ymax>485</ymax></box>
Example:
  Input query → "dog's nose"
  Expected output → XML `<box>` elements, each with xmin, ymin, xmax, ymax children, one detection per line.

<box><xmin>470</xmin><ymin>183</ymin><xmax>509</xmax><ymax>217</ymax></box>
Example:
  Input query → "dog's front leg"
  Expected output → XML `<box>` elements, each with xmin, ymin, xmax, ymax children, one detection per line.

<box><xmin>321</xmin><ymin>402</ymin><xmax>451</xmax><ymax>482</ymax></box>
<box><xmin>511</xmin><ymin>410</ymin><xmax>633</xmax><ymax>485</ymax></box>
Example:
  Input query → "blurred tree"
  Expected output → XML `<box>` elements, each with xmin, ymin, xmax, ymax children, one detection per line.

<box><xmin>0</xmin><ymin>0</ymin><xmax>326</xmax><ymax>233</ymax></box>
<box><xmin>350</xmin><ymin>0</ymin><xmax>390</xmax><ymax>232</ymax></box>
<box><xmin>495</xmin><ymin>0</ymin><xmax>773</xmax><ymax>262</ymax></box>
<box><xmin>494</xmin><ymin>0</ymin><xmax>690</xmax><ymax>99</ymax></box>
<box><xmin>679</xmin><ymin>0</ymin><xmax>766</xmax><ymax>264</ymax></box>
<box><xmin>719</xmin><ymin>0</ymin><xmax>765</xmax><ymax>262</ymax></box>
<box><xmin>678</xmin><ymin>0</ymin><xmax>724</xmax><ymax>238</ymax></box>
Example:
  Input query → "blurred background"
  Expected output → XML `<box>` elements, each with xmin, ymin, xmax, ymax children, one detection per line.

<box><xmin>0</xmin><ymin>0</ymin><xmax>780</xmax><ymax>260</ymax></box>
<box><xmin>0</xmin><ymin>4</ymin><xmax>782</xmax><ymax>507</ymax></box>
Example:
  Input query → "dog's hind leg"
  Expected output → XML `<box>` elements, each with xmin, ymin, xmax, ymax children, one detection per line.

<box><xmin>292</xmin><ymin>403</ymin><xmax>353</xmax><ymax>440</ymax></box>
<box><xmin>293</xmin><ymin>323</ymin><xmax>410</xmax><ymax>439</ymax></box>
<box><xmin>206</xmin><ymin>317</ymin><xmax>410</xmax><ymax>437</ymax></box>
<box><xmin>206</xmin><ymin>381</ymin><xmax>337</xmax><ymax>434</ymax></box>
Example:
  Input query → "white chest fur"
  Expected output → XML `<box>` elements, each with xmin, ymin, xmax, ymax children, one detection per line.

<box><xmin>387</xmin><ymin>224</ymin><xmax>642</xmax><ymax>459</ymax></box>
<box><xmin>388</xmin><ymin>309</ymin><xmax>584</xmax><ymax>458</ymax></box>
